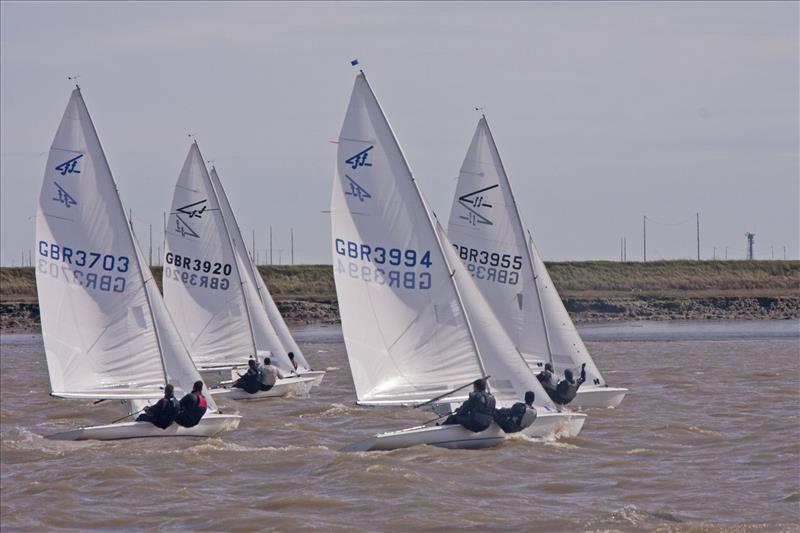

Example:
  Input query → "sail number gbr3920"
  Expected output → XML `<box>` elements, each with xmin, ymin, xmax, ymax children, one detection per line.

<box><xmin>334</xmin><ymin>238</ymin><xmax>432</xmax><ymax>290</ymax></box>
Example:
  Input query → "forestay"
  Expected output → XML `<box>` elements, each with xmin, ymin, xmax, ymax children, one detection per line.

<box><xmin>208</xmin><ymin>167</ymin><xmax>301</xmax><ymax>373</ymax></box>
<box><xmin>35</xmin><ymin>88</ymin><xmax>215</xmax><ymax>408</ymax></box>
<box><xmin>332</xmin><ymin>73</ymin><xmax>483</xmax><ymax>405</ymax></box>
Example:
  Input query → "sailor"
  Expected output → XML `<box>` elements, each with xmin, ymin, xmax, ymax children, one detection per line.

<box><xmin>493</xmin><ymin>391</ymin><xmax>537</xmax><ymax>434</ymax></box>
<box><xmin>232</xmin><ymin>359</ymin><xmax>262</xmax><ymax>394</ymax></box>
<box><xmin>258</xmin><ymin>357</ymin><xmax>285</xmax><ymax>391</ymax></box>
<box><xmin>175</xmin><ymin>380</ymin><xmax>209</xmax><ymax>428</ymax></box>
<box><xmin>441</xmin><ymin>379</ymin><xmax>496</xmax><ymax>432</ymax></box>
<box><xmin>554</xmin><ymin>364</ymin><xmax>587</xmax><ymax>405</ymax></box>
<box><xmin>288</xmin><ymin>352</ymin><xmax>299</xmax><ymax>373</ymax></box>
<box><xmin>536</xmin><ymin>363</ymin><xmax>558</xmax><ymax>402</ymax></box>
<box><xmin>136</xmin><ymin>384</ymin><xmax>181</xmax><ymax>429</ymax></box>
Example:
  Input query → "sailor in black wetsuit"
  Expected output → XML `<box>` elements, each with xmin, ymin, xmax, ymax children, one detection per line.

<box><xmin>536</xmin><ymin>363</ymin><xmax>558</xmax><ymax>403</ymax></box>
<box><xmin>175</xmin><ymin>380</ymin><xmax>209</xmax><ymax>428</ymax></box>
<box><xmin>441</xmin><ymin>379</ymin><xmax>496</xmax><ymax>432</ymax></box>
<box><xmin>554</xmin><ymin>364</ymin><xmax>586</xmax><ymax>406</ymax></box>
<box><xmin>494</xmin><ymin>391</ymin><xmax>537</xmax><ymax>434</ymax></box>
<box><xmin>232</xmin><ymin>359</ymin><xmax>262</xmax><ymax>394</ymax></box>
<box><xmin>136</xmin><ymin>384</ymin><xmax>180</xmax><ymax>429</ymax></box>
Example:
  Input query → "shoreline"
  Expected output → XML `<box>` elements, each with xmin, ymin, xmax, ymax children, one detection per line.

<box><xmin>2</xmin><ymin>295</ymin><xmax>798</xmax><ymax>335</ymax></box>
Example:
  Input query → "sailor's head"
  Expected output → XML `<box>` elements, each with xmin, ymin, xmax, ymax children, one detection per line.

<box><xmin>524</xmin><ymin>391</ymin><xmax>535</xmax><ymax>406</ymax></box>
<box><xmin>473</xmin><ymin>378</ymin><xmax>487</xmax><ymax>392</ymax></box>
<box><xmin>248</xmin><ymin>359</ymin><xmax>257</xmax><ymax>368</ymax></box>
<box><xmin>164</xmin><ymin>383</ymin><xmax>174</xmax><ymax>397</ymax></box>
<box><xmin>544</xmin><ymin>363</ymin><xmax>554</xmax><ymax>373</ymax></box>
<box><xmin>192</xmin><ymin>381</ymin><xmax>203</xmax><ymax>393</ymax></box>
<box><xmin>263</xmin><ymin>357</ymin><xmax>271</xmax><ymax>365</ymax></box>
<box><xmin>288</xmin><ymin>352</ymin><xmax>295</xmax><ymax>361</ymax></box>
<box><xmin>564</xmin><ymin>369</ymin><xmax>574</xmax><ymax>381</ymax></box>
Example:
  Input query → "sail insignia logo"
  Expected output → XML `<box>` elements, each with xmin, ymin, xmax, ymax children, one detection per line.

<box><xmin>177</xmin><ymin>199</ymin><xmax>208</xmax><ymax>218</ymax></box>
<box><xmin>52</xmin><ymin>182</ymin><xmax>77</xmax><ymax>208</ymax></box>
<box><xmin>175</xmin><ymin>214</ymin><xmax>200</xmax><ymax>239</ymax></box>
<box><xmin>344</xmin><ymin>174</ymin><xmax>371</xmax><ymax>202</ymax></box>
<box><xmin>458</xmin><ymin>184</ymin><xmax>498</xmax><ymax>226</ymax></box>
<box><xmin>55</xmin><ymin>154</ymin><xmax>83</xmax><ymax>176</ymax></box>
<box><xmin>345</xmin><ymin>146</ymin><xmax>374</xmax><ymax>170</ymax></box>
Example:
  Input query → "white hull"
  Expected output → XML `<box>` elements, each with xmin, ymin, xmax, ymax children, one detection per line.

<box><xmin>298</xmin><ymin>370</ymin><xmax>325</xmax><ymax>387</ymax></box>
<box><xmin>225</xmin><ymin>376</ymin><xmax>315</xmax><ymax>400</ymax></box>
<box><xmin>45</xmin><ymin>413</ymin><xmax>242</xmax><ymax>441</ymax></box>
<box><xmin>342</xmin><ymin>410</ymin><xmax>586</xmax><ymax>452</ymax></box>
<box><xmin>199</xmin><ymin>365</ymin><xmax>240</xmax><ymax>388</ymax></box>
<box><xmin>573</xmin><ymin>387</ymin><xmax>628</xmax><ymax>409</ymax></box>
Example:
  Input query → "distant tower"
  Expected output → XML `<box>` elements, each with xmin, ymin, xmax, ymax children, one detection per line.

<box><xmin>745</xmin><ymin>232</ymin><xmax>755</xmax><ymax>260</ymax></box>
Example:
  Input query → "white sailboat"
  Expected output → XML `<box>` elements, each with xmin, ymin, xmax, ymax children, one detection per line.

<box><xmin>332</xmin><ymin>72</ymin><xmax>585</xmax><ymax>452</ymax></box>
<box><xmin>36</xmin><ymin>87</ymin><xmax>241</xmax><ymax>440</ymax></box>
<box><xmin>446</xmin><ymin>117</ymin><xmax>627</xmax><ymax>409</ymax></box>
<box><xmin>163</xmin><ymin>145</ymin><xmax>315</xmax><ymax>399</ymax></box>
<box><xmin>208</xmin><ymin>166</ymin><xmax>324</xmax><ymax>387</ymax></box>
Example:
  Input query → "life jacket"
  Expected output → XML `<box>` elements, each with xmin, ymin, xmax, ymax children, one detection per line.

<box><xmin>467</xmin><ymin>391</ymin><xmax>496</xmax><ymax>431</ymax></box>
<box><xmin>155</xmin><ymin>396</ymin><xmax>180</xmax><ymax>429</ymax></box>
<box><xmin>197</xmin><ymin>391</ymin><xmax>208</xmax><ymax>409</ymax></box>
<box><xmin>555</xmin><ymin>379</ymin><xmax>579</xmax><ymax>405</ymax></box>
<box><xmin>176</xmin><ymin>391</ymin><xmax>208</xmax><ymax>428</ymax></box>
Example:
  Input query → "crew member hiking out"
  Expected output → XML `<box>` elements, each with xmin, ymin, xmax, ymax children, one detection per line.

<box><xmin>136</xmin><ymin>384</ymin><xmax>180</xmax><ymax>429</ymax></box>
<box><xmin>554</xmin><ymin>364</ymin><xmax>587</xmax><ymax>406</ymax></box>
<box><xmin>493</xmin><ymin>391</ymin><xmax>537</xmax><ymax>434</ymax></box>
<box><xmin>175</xmin><ymin>380</ymin><xmax>209</xmax><ymax>428</ymax></box>
<box><xmin>288</xmin><ymin>352</ymin><xmax>299</xmax><ymax>373</ymax></box>
<box><xmin>232</xmin><ymin>359</ymin><xmax>262</xmax><ymax>394</ymax></box>
<box><xmin>441</xmin><ymin>378</ymin><xmax>496</xmax><ymax>432</ymax></box>
<box><xmin>259</xmin><ymin>357</ymin><xmax>285</xmax><ymax>391</ymax></box>
<box><xmin>536</xmin><ymin>363</ymin><xmax>558</xmax><ymax>403</ymax></box>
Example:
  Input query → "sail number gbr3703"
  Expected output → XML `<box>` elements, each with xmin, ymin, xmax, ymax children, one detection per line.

<box><xmin>38</xmin><ymin>240</ymin><xmax>128</xmax><ymax>293</ymax></box>
<box><xmin>163</xmin><ymin>252</ymin><xmax>231</xmax><ymax>291</ymax></box>
<box><xmin>334</xmin><ymin>238</ymin><xmax>432</xmax><ymax>290</ymax></box>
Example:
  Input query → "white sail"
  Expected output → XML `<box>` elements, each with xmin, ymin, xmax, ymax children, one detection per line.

<box><xmin>332</xmin><ymin>73</ymin><xmax>554</xmax><ymax>409</ymax></box>
<box><xmin>529</xmin><ymin>238</ymin><xmax>605</xmax><ymax>386</ymax></box>
<box><xmin>446</xmin><ymin>117</ymin><xmax>550</xmax><ymax>367</ymax></box>
<box><xmin>35</xmin><ymin>87</ymin><xmax>214</xmax><ymax>408</ymax></box>
<box><xmin>332</xmin><ymin>73</ymin><xmax>483</xmax><ymax>405</ymax></box>
<box><xmin>207</xmin><ymin>167</ymin><xmax>301</xmax><ymax>373</ymax></box>
<box><xmin>447</xmin><ymin>117</ymin><xmax>606</xmax><ymax>385</ymax></box>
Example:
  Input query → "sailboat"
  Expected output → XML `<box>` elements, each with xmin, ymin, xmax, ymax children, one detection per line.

<box><xmin>332</xmin><ymin>72</ymin><xmax>586</xmax><ymax>452</ymax></box>
<box><xmin>446</xmin><ymin>116</ymin><xmax>627</xmax><ymax>409</ymax></box>
<box><xmin>36</xmin><ymin>87</ymin><xmax>241</xmax><ymax>440</ymax></box>
<box><xmin>162</xmin><ymin>145</ymin><xmax>316</xmax><ymax>400</ymax></box>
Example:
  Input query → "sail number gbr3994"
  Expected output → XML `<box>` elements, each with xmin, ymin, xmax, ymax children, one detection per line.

<box><xmin>334</xmin><ymin>238</ymin><xmax>432</xmax><ymax>290</ymax></box>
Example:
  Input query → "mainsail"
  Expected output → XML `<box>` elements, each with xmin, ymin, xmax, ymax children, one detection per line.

<box><xmin>35</xmin><ymin>87</ymin><xmax>216</xmax><ymax>408</ymax></box>
<box><xmin>163</xmin><ymin>146</ymin><xmax>294</xmax><ymax>372</ymax></box>
<box><xmin>332</xmin><ymin>73</ymin><xmax>553</xmax><ymax>408</ymax></box>
<box><xmin>447</xmin><ymin>117</ymin><xmax>605</xmax><ymax>386</ymax></box>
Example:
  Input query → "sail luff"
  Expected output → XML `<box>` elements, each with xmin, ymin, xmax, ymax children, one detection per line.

<box><xmin>358</xmin><ymin>72</ymin><xmax>488</xmax><ymax>383</ymax></box>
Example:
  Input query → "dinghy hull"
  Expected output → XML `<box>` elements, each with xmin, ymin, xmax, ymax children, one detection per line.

<box><xmin>521</xmin><ymin>411</ymin><xmax>586</xmax><ymax>439</ymax></box>
<box><xmin>573</xmin><ymin>387</ymin><xmax>628</xmax><ymax>409</ymax></box>
<box><xmin>224</xmin><ymin>376</ymin><xmax>315</xmax><ymax>400</ymax></box>
<box><xmin>45</xmin><ymin>413</ymin><xmax>242</xmax><ymax>441</ymax></box>
<box><xmin>299</xmin><ymin>370</ymin><xmax>325</xmax><ymax>387</ymax></box>
<box><xmin>342</xmin><ymin>424</ymin><xmax>506</xmax><ymax>452</ymax></box>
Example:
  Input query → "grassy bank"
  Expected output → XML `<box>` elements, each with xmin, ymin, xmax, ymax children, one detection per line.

<box><xmin>3</xmin><ymin>261</ymin><xmax>798</xmax><ymax>304</ymax></box>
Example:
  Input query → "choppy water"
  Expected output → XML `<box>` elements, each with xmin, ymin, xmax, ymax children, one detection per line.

<box><xmin>1</xmin><ymin>320</ymin><xmax>799</xmax><ymax>531</ymax></box>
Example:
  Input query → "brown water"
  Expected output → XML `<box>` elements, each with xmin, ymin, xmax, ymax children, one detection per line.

<box><xmin>2</xmin><ymin>321</ymin><xmax>799</xmax><ymax>531</ymax></box>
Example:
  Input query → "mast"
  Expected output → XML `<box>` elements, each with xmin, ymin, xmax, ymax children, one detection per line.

<box><xmin>481</xmin><ymin>116</ymin><xmax>554</xmax><ymax>368</ymax></box>
<box><xmin>77</xmin><ymin>88</ymin><xmax>170</xmax><ymax>385</ymax></box>
<box><xmin>205</xmin><ymin>161</ymin><xmax>259</xmax><ymax>357</ymax></box>
<box><xmin>359</xmin><ymin>72</ymin><xmax>489</xmax><ymax>383</ymax></box>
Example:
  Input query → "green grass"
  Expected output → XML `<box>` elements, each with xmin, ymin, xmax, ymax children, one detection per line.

<box><xmin>3</xmin><ymin>261</ymin><xmax>798</xmax><ymax>303</ymax></box>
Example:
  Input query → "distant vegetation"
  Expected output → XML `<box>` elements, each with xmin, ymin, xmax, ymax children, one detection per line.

<box><xmin>2</xmin><ymin>261</ymin><xmax>797</xmax><ymax>303</ymax></box>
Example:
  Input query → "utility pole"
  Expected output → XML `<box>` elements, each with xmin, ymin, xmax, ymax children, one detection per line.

<box><xmin>620</xmin><ymin>238</ymin><xmax>623</xmax><ymax>262</ymax></box>
<box><xmin>784</xmin><ymin>246</ymin><xmax>787</xmax><ymax>260</ymax></box>
<box><xmin>269</xmin><ymin>225</ymin><xmax>273</xmax><ymax>265</ymax></box>
<box><xmin>624</xmin><ymin>237</ymin><xmax>627</xmax><ymax>262</ymax></box>
<box><xmin>149</xmin><ymin>224</ymin><xmax>153</xmax><ymax>266</ymax></box>
<box><xmin>643</xmin><ymin>215</ymin><xmax>647</xmax><ymax>262</ymax></box>
<box><xmin>725</xmin><ymin>246</ymin><xmax>728</xmax><ymax>260</ymax></box>
<box><xmin>745</xmin><ymin>232</ymin><xmax>755</xmax><ymax>260</ymax></box>
<box><xmin>28</xmin><ymin>249</ymin><xmax>31</xmax><ymax>267</ymax></box>
<box><xmin>771</xmin><ymin>245</ymin><xmax>774</xmax><ymax>260</ymax></box>
<box><xmin>291</xmin><ymin>227</ymin><xmax>295</xmax><ymax>265</ymax></box>
<box><xmin>696</xmin><ymin>212</ymin><xmax>700</xmax><ymax>261</ymax></box>
<box><xmin>713</xmin><ymin>246</ymin><xmax>716</xmax><ymax>260</ymax></box>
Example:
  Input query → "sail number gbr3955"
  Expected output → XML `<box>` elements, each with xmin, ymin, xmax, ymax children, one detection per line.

<box><xmin>451</xmin><ymin>244</ymin><xmax>523</xmax><ymax>285</ymax></box>
<box><xmin>334</xmin><ymin>238</ymin><xmax>432</xmax><ymax>290</ymax></box>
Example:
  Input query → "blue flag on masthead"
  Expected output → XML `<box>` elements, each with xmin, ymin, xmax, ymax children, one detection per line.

<box><xmin>350</xmin><ymin>59</ymin><xmax>359</xmax><ymax>66</ymax></box>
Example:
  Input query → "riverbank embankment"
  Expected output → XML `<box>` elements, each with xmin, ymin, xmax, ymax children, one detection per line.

<box><xmin>2</xmin><ymin>261</ymin><xmax>798</xmax><ymax>333</ymax></box>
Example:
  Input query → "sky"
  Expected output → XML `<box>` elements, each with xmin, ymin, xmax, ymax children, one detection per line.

<box><xmin>1</xmin><ymin>1</ymin><xmax>797</xmax><ymax>265</ymax></box>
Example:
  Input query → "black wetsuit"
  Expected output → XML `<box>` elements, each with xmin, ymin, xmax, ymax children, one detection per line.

<box><xmin>494</xmin><ymin>403</ymin><xmax>537</xmax><ymax>434</ymax></box>
<box><xmin>136</xmin><ymin>395</ymin><xmax>180</xmax><ymax>429</ymax></box>
<box><xmin>554</xmin><ymin>368</ymin><xmax>586</xmax><ymax>405</ymax></box>
<box><xmin>537</xmin><ymin>370</ymin><xmax>558</xmax><ymax>402</ymax></box>
<box><xmin>233</xmin><ymin>366</ymin><xmax>262</xmax><ymax>394</ymax></box>
<box><xmin>175</xmin><ymin>391</ymin><xmax>208</xmax><ymax>428</ymax></box>
<box><xmin>442</xmin><ymin>391</ymin><xmax>497</xmax><ymax>432</ymax></box>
